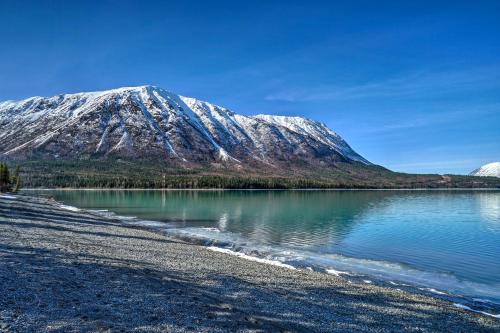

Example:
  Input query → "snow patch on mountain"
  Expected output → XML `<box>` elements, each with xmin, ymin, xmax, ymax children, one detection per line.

<box><xmin>0</xmin><ymin>85</ymin><xmax>370</xmax><ymax>167</ymax></box>
<box><xmin>470</xmin><ymin>162</ymin><xmax>500</xmax><ymax>178</ymax></box>
<box><xmin>255</xmin><ymin>114</ymin><xmax>370</xmax><ymax>164</ymax></box>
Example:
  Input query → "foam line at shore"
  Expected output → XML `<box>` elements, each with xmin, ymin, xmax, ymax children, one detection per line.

<box><xmin>0</xmin><ymin>194</ymin><xmax>17</xmax><ymax>199</ymax></box>
<box><xmin>326</xmin><ymin>268</ymin><xmax>351</xmax><ymax>276</ymax></box>
<box><xmin>206</xmin><ymin>246</ymin><xmax>296</xmax><ymax>270</ymax></box>
<box><xmin>58</xmin><ymin>204</ymin><xmax>81</xmax><ymax>212</ymax></box>
<box><xmin>419</xmin><ymin>287</ymin><xmax>448</xmax><ymax>295</ymax></box>
<box><xmin>454</xmin><ymin>303</ymin><xmax>500</xmax><ymax>319</ymax></box>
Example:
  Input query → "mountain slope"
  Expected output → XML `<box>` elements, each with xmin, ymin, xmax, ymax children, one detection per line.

<box><xmin>2</xmin><ymin>86</ymin><xmax>499</xmax><ymax>188</ymax></box>
<box><xmin>0</xmin><ymin>86</ymin><xmax>369</xmax><ymax>171</ymax></box>
<box><xmin>470</xmin><ymin>162</ymin><xmax>500</xmax><ymax>178</ymax></box>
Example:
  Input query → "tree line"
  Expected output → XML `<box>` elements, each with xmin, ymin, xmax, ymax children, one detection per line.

<box><xmin>7</xmin><ymin>159</ymin><xmax>500</xmax><ymax>189</ymax></box>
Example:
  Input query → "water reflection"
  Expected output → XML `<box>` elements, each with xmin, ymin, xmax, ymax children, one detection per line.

<box><xmin>476</xmin><ymin>192</ymin><xmax>500</xmax><ymax>222</ymax></box>
<box><xmin>476</xmin><ymin>192</ymin><xmax>500</xmax><ymax>237</ymax></box>
<box><xmin>27</xmin><ymin>189</ymin><xmax>500</xmax><ymax>303</ymax></box>
<box><xmin>38</xmin><ymin>190</ymin><xmax>401</xmax><ymax>248</ymax></box>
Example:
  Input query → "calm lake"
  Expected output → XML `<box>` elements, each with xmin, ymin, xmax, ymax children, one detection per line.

<box><xmin>30</xmin><ymin>189</ymin><xmax>500</xmax><ymax>304</ymax></box>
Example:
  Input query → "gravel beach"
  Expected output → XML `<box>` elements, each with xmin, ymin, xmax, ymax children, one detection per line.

<box><xmin>0</xmin><ymin>194</ymin><xmax>498</xmax><ymax>332</ymax></box>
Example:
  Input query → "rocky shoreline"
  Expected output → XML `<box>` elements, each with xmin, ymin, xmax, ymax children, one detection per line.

<box><xmin>0</xmin><ymin>194</ymin><xmax>498</xmax><ymax>332</ymax></box>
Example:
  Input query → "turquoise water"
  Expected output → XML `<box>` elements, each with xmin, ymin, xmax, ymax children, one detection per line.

<box><xmin>30</xmin><ymin>189</ymin><xmax>500</xmax><ymax>305</ymax></box>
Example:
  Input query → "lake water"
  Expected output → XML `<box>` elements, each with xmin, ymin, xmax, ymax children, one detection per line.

<box><xmin>30</xmin><ymin>189</ymin><xmax>500</xmax><ymax>307</ymax></box>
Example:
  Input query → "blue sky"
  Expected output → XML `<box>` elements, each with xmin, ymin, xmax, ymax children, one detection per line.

<box><xmin>1</xmin><ymin>0</ymin><xmax>499</xmax><ymax>174</ymax></box>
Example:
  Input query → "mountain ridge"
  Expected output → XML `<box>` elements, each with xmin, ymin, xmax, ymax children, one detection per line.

<box><xmin>2</xmin><ymin>86</ymin><xmax>500</xmax><ymax>189</ymax></box>
<box><xmin>0</xmin><ymin>85</ymin><xmax>369</xmax><ymax>169</ymax></box>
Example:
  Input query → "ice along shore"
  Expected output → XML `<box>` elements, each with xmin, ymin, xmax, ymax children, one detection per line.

<box><xmin>0</xmin><ymin>194</ymin><xmax>498</xmax><ymax>332</ymax></box>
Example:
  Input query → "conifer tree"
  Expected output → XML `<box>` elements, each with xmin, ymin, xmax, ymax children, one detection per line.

<box><xmin>14</xmin><ymin>166</ymin><xmax>22</xmax><ymax>192</ymax></box>
<box><xmin>0</xmin><ymin>164</ymin><xmax>21</xmax><ymax>192</ymax></box>
<box><xmin>0</xmin><ymin>163</ymin><xmax>11</xmax><ymax>192</ymax></box>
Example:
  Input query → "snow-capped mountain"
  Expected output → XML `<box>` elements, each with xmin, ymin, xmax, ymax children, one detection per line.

<box><xmin>470</xmin><ymin>162</ymin><xmax>500</xmax><ymax>178</ymax></box>
<box><xmin>0</xmin><ymin>86</ymin><xmax>369</xmax><ymax>169</ymax></box>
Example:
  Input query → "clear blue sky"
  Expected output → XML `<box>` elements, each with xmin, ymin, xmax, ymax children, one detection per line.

<box><xmin>1</xmin><ymin>0</ymin><xmax>499</xmax><ymax>174</ymax></box>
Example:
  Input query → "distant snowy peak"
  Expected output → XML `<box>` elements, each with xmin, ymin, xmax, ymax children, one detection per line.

<box><xmin>470</xmin><ymin>162</ymin><xmax>500</xmax><ymax>178</ymax></box>
<box><xmin>0</xmin><ymin>85</ymin><xmax>370</xmax><ymax>168</ymax></box>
